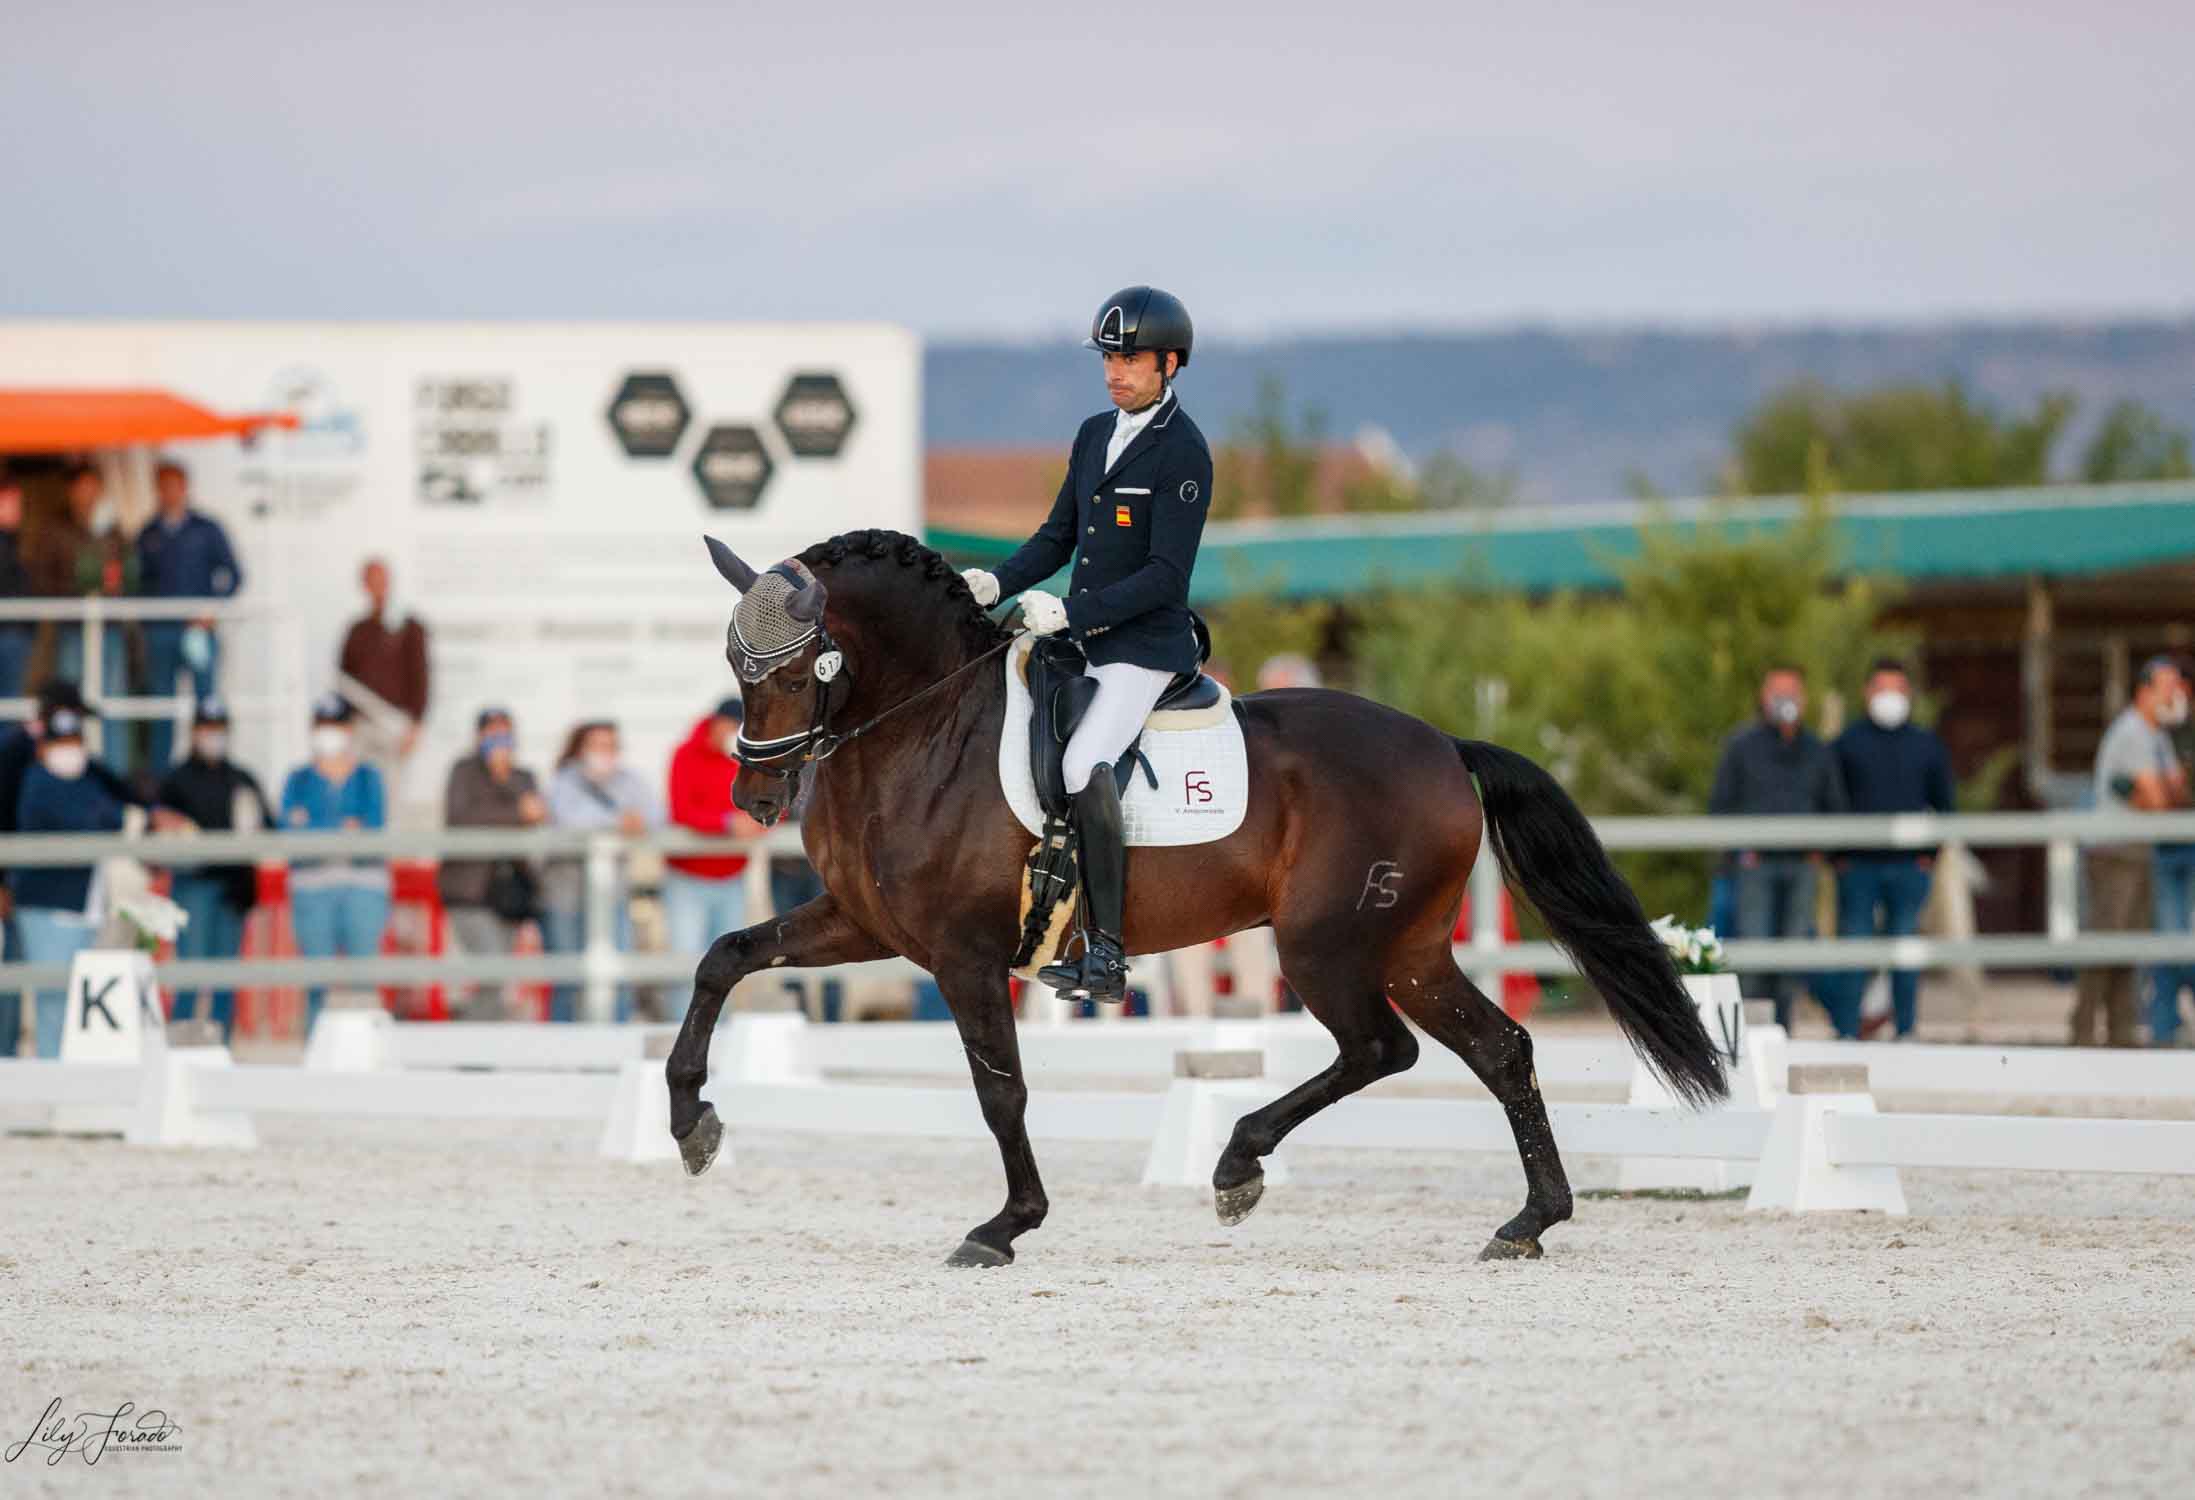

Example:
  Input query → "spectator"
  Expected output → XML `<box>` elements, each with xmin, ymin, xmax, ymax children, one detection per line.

<box><xmin>1709</xmin><ymin>665</ymin><xmax>1848</xmax><ymax>1030</ymax></box>
<box><xmin>665</xmin><ymin>698</ymin><xmax>760</xmax><ymax>958</ymax></box>
<box><xmin>2154</xmin><ymin>655</ymin><xmax>2195</xmax><ymax>1047</ymax></box>
<box><xmin>0</xmin><ymin>469</ymin><xmax>33</xmax><ymax>698</ymax></box>
<box><xmin>28</xmin><ymin>465</ymin><xmax>135</xmax><ymax>727</ymax></box>
<box><xmin>438</xmin><ymin>707</ymin><xmax>545</xmax><ymax>1022</ymax></box>
<box><xmin>135</xmin><ymin>458</ymin><xmax>243</xmax><ymax>770</ymax></box>
<box><xmin>281</xmin><ymin>695</ymin><xmax>389</xmax><ymax>1034</ymax></box>
<box><xmin>155</xmin><ymin>697</ymin><xmax>274</xmax><ymax>1039</ymax></box>
<box><xmin>13</xmin><ymin>708</ymin><xmax>130</xmax><ymax>1057</ymax></box>
<box><xmin>542</xmin><ymin>720</ymin><xmax>659</xmax><ymax>1023</ymax></box>
<box><xmin>337</xmin><ymin>558</ymin><xmax>431</xmax><ymax>789</ymax></box>
<box><xmin>1831</xmin><ymin>658</ymin><xmax>1956</xmax><ymax>1040</ymax></box>
<box><xmin>2077</xmin><ymin>656</ymin><xmax>2190</xmax><ymax>1046</ymax></box>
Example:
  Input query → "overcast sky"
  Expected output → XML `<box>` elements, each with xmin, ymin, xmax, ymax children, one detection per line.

<box><xmin>5</xmin><ymin>1</ymin><xmax>2186</xmax><ymax>337</ymax></box>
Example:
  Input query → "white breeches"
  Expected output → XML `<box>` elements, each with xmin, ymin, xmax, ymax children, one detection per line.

<box><xmin>1063</xmin><ymin>660</ymin><xmax>1175</xmax><ymax>794</ymax></box>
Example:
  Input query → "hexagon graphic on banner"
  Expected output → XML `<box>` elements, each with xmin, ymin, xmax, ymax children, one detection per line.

<box><xmin>691</xmin><ymin>424</ymin><xmax>775</xmax><ymax>510</ymax></box>
<box><xmin>773</xmin><ymin>372</ymin><xmax>858</xmax><ymax>458</ymax></box>
<box><xmin>606</xmin><ymin>372</ymin><xmax>692</xmax><ymax>459</ymax></box>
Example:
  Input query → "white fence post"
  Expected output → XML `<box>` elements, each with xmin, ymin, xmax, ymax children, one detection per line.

<box><xmin>581</xmin><ymin>833</ymin><xmax>620</xmax><ymax>1025</ymax></box>
<box><xmin>1746</xmin><ymin>1064</ymin><xmax>1906</xmax><ymax>1215</ymax></box>
<box><xmin>1141</xmin><ymin>1051</ymin><xmax>1289</xmax><ymax>1192</ymax></box>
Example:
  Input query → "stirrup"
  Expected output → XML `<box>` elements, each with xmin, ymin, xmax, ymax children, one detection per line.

<box><xmin>1038</xmin><ymin>934</ymin><xmax>1128</xmax><ymax>1002</ymax></box>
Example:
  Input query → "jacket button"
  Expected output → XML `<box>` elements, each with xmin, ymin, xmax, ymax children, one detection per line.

<box><xmin>1079</xmin><ymin>557</ymin><xmax>1089</xmax><ymax>565</ymax></box>
<box><xmin>1086</xmin><ymin>525</ymin><xmax>1095</xmax><ymax>534</ymax></box>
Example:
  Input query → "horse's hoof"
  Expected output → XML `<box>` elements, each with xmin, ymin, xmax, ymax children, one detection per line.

<box><xmin>944</xmin><ymin>1239</ymin><xmax>1013</xmax><ymax>1269</ymax></box>
<box><xmin>1477</xmin><ymin>1235</ymin><xmax>1543</xmax><ymax>1262</ymax></box>
<box><xmin>676</xmin><ymin>1106</ymin><xmax>723</xmax><ymax>1178</ymax></box>
<box><xmin>1214</xmin><ymin>1172</ymin><xmax>1265</xmax><ymax>1227</ymax></box>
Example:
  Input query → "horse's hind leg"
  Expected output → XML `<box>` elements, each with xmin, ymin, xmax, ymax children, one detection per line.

<box><xmin>1211</xmin><ymin>945</ymin><xmax>1419</xmax><ymax>1226</ymax></box>
<box><xmin>1388</xmin><ymin>956</ymin><xmax>1572</xmax><ymax>1261</ymax></box>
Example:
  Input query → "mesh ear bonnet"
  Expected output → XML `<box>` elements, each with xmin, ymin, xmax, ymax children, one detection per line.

<box><xmin>728</xmin><ymin>561</ymin><xmax>822</xmax><ymax>683</ymax></box>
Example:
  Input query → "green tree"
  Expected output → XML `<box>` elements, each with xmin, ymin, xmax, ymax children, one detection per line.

<box><xmin>2080</xmin><ymin>399</ymin><xmax>2195</xmax><ymax>482</ymax></box>
<box><xmin>1213</xmin><ymin>376</ymin><xmax>1325</xmax><ymax>520</ymax></box>
<box><xmin>1202</xmin><ymin>594</ymin><xmax>1337</xmax><ymax>688</ymax></box>
<box><xmin>1353</xmin><ymin>492</ymin><xmax>1914</xmax><ymax>923</ymax></box>
<box><xmin>1729</xmin><ymin>379</ymin><xmax>2075</xmax><ymax>494</ymax></box>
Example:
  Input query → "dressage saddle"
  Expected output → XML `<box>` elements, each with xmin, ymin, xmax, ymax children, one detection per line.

<box><xmin>1024</xmin><ymin>628</ymin><xmax>1220</xmax><ymax>820</ymax></box>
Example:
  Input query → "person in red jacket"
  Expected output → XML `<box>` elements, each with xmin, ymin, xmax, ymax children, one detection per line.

<box><xmin>663</xmin><ymin>698</ymin><xmax>763</xmax><ymax>956</ymax></box>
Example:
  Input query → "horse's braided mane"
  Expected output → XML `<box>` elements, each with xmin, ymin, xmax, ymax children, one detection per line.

<box><xmin>796</xmin><ymin>528</ymin><xmax>1010</xmax><ymax>657</ymax></box>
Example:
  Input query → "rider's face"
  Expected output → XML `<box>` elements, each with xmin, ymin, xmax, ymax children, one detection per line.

<box><xmin>1102</xmin><ymin>350</ymin><xmax>1174</xmax><ymax>412</ymax></box>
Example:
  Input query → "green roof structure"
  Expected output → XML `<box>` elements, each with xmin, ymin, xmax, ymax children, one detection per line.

<box><xmin>929</xmin><ymin>481</ymin><xmax>2195</xmax><ymax>603</ymax></box>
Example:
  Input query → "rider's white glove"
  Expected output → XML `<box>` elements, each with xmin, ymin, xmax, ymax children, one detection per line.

<box><xmin>961</xmin><ymin>568</ymin><xmax>1000</xmax><ymax>607</ymax></box>
<box><xmin>1020</xmin><ymin>588</ymin><xmax>1069</xmax><ymax>636</ymax></box>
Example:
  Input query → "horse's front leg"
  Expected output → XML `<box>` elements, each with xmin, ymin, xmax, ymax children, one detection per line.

<box><xmin>666</xmin><ymin>894</ymin><xmax>888</xmax><ymax>1175</ymax></box>
<box><xmin>935</xmin><ymin>960</ymin><xmax>1048</xmax><ymax>1269</ymax></box>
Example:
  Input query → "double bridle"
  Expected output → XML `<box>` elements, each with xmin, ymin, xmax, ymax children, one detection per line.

<box><xmin>734</xmin><ymin>628</ymin><xmax>1021</xmax><ymax>775</ymax></box>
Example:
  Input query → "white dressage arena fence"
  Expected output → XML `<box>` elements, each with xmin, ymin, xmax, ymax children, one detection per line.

<box><xmin>8</xmin><ymin>997</ymin><xmax>2195</xmax><ymax>1214</ymax></box>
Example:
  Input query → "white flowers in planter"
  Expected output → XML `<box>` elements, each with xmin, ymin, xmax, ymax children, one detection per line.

<box><xmin>1649</xmin><ymin>914</ymin><xmax>1725</xmax><ymax>975</ymax></box>
<box><xmin>116</xmin><ymin>892</ymin><xmax>191</xmax><ymax>953</ymax></box>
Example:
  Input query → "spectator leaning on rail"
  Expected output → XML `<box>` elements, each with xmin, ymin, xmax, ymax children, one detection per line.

<box><xmin>0</xmin><ymin>469</ymin><xmax>34</xmax><ymax>698</ymax></box>
<box><xmin>135</xmin><ymin>458</ymin><xmax>242</xmax><ymax>771</ymax></box>
<box><xmin>1709</xmin><ymin>664</ymin><xmax>1849</xmax><ymax>1030</ymax></box>
<box><xmin>438</xmin><ymin>707</ymin><xmax>546</xmax><ymax>1022</ymax></box>
<box><xmin>0</xmin><ymin>684</ymin><xmax>143</xmax><ymax>1053</ymax></box>
<box><xmin>664</xmin><ymin>697</ymin><xmax>762</xmax><ymax>960</ymax></box>
<box><xmin>155</xmin><ymin>697</ymin><xmax>274</xmax><ymax>1040</ymax></box>
<box><xmin>2152</xmin><ymin>654</ymin><xmax>2195</xmax><ymax>1048</ymax></box>
<box><xmin>542</xmin><ymin>719</ymin><xmax>660</xmax><ymax>1024</ymax></box>
<box><xmin>337</xmin><ymin>557</ymin><xmax>431</xmax><ymax>791</ymax></box>
<box><xmin>12</xmin><ymin>708</ymin><xmax>133</xmax><ymax>1057</ymax></box>
<box><xmin>1830</xmin><ymin>658</ymin><xmax>1955</xmax><ymax>1041</ymax></box>
<box><xmin>281</xmin><ymin>694</ymin><xmax>389</xmax><ymax>1033</ymax></box>
<box><xmin>2076</xmin><ymin>656</ymin><xmax>2192</xmax><ymax>1047</ymax></box>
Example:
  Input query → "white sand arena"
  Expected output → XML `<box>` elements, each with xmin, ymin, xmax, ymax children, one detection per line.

<box><xmin>7</xmin><ymin>1102</ymin><xmax>2194</xmax><ymax>1498</ymax></box>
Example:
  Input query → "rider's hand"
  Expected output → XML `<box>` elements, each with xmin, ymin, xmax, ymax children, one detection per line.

<box><xmin>1020</xmin><ymin>589</ymin><xmax>1069</xmax><ymax>636</ymax></box>
<box><xmin>960</xmin><ymin>569</ymin><xmax>1000</xmax><ymax>607</ymax></box>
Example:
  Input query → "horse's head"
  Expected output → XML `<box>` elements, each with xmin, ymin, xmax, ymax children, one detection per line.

<box><xmin>704</xmin><ymin>535</ymin><xmax>843</xmax><ymax>827</ymax></box>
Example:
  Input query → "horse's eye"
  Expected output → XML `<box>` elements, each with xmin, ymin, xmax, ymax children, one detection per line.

<box><xmin>784</xmin><ymin>677</ymin><xmax>810</xmax><ymax>693</ymax></box>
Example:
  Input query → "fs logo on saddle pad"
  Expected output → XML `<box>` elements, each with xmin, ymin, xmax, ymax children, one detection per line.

<box><xmin>998</xmin><ymin>638</ymin><xmax>1248</xmax><ymax>847</ymax></box>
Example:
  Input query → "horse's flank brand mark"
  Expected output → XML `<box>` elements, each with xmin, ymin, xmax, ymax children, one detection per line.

<box><xmin>1357</xmin><ymin>860</ymin><xmax>1404</xmax><ymax>910</ymax></box>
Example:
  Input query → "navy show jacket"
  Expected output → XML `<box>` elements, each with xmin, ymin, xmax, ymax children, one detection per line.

<box><xmin>991</xmin><ymin>390</ymin><xmax>1213</xmax><ymax>674</ymax></box>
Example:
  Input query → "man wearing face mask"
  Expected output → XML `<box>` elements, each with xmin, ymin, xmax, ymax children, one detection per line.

<box><xmin>1831</xmin><ymin>659</ymin><xmax>1955</xmax><ymax>1040</ymax></box>
<box><xmin>154</xmin><ymin>698</ymin><xmax>275</xmax><ymax>1039</ymax></box>
<box><xmin>281</xmin><ymin>695</ymin><xmax>390</xmax><ymax>1033</ymax></box>
<box><xmin>1709</xmin><ymin>665</ymin><xmax>1849</xmax><ymax>1029</ymax></box>
<box><xmin>13</xmin><ymin>708</ymin><xmax>132</xmax><ymax>1056</ymax></box>
<box><xmin>438</xmin><ymin>707</ymin><xmax>547</xmax><ymax>1022</ymax></box>
<box><xmin>2080</xmin><ymin>656</ymin><xmax>2193</xmax><ymax>1047</ymax></box>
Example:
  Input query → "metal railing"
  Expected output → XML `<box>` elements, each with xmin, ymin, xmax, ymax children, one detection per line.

<box><xmin>3</xmin><ymin>809</ymin><xmax>2193</xmax><ymax>1022</ymax></box>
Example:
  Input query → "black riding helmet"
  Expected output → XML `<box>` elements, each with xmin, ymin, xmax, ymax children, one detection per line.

<box><xmin>1083</xmin><ymin>286</ymin><xmax>1193</xmax><ymax>369</ymax></box>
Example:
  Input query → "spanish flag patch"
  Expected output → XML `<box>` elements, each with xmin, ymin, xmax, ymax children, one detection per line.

<box><xmin>1115</xmin><ymin>504</ymin><xmax>1132</xmax><ymax>527</ymax></box>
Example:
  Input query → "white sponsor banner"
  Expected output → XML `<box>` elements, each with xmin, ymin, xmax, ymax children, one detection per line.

<box><xmin>0</xmin><ymin>323</ymin><xmax>919</xmax><ymax>814</ymax></box>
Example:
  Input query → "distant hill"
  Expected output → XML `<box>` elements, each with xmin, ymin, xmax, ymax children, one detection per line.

<box><xmin>925</xmin><ymin>320</ymin><xmax>2195</xmax><ymax>504</ymax></box>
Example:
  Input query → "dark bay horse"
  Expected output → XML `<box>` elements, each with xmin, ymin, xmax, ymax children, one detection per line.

<box><xmin>666</xmin><ymin>529</ymin><xmax>1725</xmax><ymax>1267</ymax></box>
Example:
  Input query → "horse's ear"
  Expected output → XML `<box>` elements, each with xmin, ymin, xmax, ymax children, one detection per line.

<box><xmin>704</xmin><ymin>535</ymin><xmax>757</xmax><ymax>592</ymax></box>
<box><xmin>785</xmin><ymin>571</ymin><xmax>828</xmax><ymax>623</ymax></box>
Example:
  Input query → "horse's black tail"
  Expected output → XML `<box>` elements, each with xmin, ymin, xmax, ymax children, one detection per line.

<box><xmin>1454</xmin><ymin>738</ymin><xmax>1728</xmax><ymax>1106</ymax></box>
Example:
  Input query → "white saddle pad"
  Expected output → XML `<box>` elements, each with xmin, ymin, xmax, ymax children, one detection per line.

<box><xmin>998</xmin><ymin>636</ymin><xmax>1248</xmax><ymax>846</ymax></box>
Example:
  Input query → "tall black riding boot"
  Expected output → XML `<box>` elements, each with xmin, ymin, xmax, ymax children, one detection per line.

<box><xmin>1039</xmin><ymin>763</ymin><xmax>1129</xmax><ymax>1003</ymax></box>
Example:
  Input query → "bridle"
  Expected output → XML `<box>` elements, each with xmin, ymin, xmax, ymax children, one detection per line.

<box><xmin>734</xmin><ymin>627</ymin><xmax>1022</xmax><ymax>776</ymax></box>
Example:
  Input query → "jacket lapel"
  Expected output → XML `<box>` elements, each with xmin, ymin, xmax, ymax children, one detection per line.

<box><xmin>1095</xmin><ymin>390</ymin><xmax>1178</xmax><ymax>487</ymax></box>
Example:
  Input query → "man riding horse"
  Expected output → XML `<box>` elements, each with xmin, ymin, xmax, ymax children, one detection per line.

<box><xmin>961</xmin><ymin>284</ymin><xmax>1210</xmax><ymax>1004</ymax></box>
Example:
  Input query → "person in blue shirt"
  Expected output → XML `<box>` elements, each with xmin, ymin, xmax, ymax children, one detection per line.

<box><xmin>1831</xmin><ymin>658</ymin><xmax>1956</xmax><ymax>1040</ymax></box>
<box><xmin>136</xmin><ymin>458</ymin><xmax>243</xmax><ymax>771</ymax></box>
<box><xmin>13</xmin><ymin>708</ymin><xmax>130</xmax><ymax>1057</ymax></box>
<box><xmin>280</xmin><ymin>694</ymin><xmax>388</xmax><ymax>1035</ymax></box>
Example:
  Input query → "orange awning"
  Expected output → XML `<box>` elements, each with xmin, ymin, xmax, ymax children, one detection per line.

<box><xmin>0</xmin><ymin>389</ymin><xmax>300</xmax><ymax>453</ymax></box>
